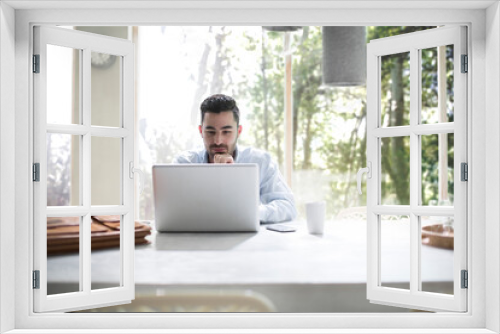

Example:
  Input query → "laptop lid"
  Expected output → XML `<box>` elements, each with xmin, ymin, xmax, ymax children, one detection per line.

<box><xmin>152</xmin><ymin>164</ymin><xmax>259</xmax><ymax>232</ymax></box>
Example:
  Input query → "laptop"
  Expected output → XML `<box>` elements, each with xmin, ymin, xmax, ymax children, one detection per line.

<box><xmin>152</xmin><ymin>163</ymin><xmax>260</xmax><ymax>232</ymax></box>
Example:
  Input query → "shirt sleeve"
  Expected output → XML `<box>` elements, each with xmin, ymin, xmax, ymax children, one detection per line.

<box><xmin>172</xmin><ymin>156</ymin><xmax>186</xmax><ymax>163</ymax></box>
<box><xmin>172</xmin><ymin>152</ymin><xmax>197</xmax><ymax>164</ymax></box>
<box><xmin>258</xmin><ymin>153</ymin><xmax>298</xmax><ymax>223</ymax></box>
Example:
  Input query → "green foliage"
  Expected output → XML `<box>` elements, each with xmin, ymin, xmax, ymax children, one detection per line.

<box><xmin>240</xmin><ymin>26</ymin><xmax>454</xmax><ymax>217</ymax></box>
<box><xmin>421</xmin><ymin>133</ymin><xmax>455</xmax><ymax>205</ymax></box>
<box><xmin>137</xmin><ymin>26</ymin><xmax>456</xmax><ymax>219</ymax></box>
<box><xmin>240</xmin><ymin>27</ymin><xmax>370</xmax><ymax>216</ymax></box>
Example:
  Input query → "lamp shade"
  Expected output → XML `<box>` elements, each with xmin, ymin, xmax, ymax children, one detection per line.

<box><xmin>322</xmin><ymin>26</ymin><xmax>367</xmax><ymax>86</ymax></box>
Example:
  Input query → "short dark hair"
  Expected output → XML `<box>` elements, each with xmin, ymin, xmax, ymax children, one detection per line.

<box><xmin>200</xmin><ymin>94</ymin><xmax>240</xmax><ymax>125</ymax></box>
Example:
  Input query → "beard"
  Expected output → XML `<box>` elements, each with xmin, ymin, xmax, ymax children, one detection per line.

<box><xmin>208</xmin><ymin>135</ymin><xmax>238</xmax><ymax>157</ymax></box>
<box><xmin>209</xmin><ymin>144</ymin><xmax>229</xmax><ymax>152</ymax></box>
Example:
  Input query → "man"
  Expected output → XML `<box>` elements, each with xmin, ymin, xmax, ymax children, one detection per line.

<box><xmin>174</xmin><ymin>94</ymin><xmax>297</xmax><ymax>223</ymax></box>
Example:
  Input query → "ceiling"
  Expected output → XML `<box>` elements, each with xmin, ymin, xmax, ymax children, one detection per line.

<box><xmin>3</xmin><ymin>0</ymin><xmax>497</xmax><ymax>10</ymax></box>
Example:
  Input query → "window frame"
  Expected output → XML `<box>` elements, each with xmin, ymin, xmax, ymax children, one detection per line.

<box><xmin>366</xmin><ymin>26</ymin><xmax>467</xmax><ymax>312</ymax></box>
<box><xmin>33</xmin><ymin>25</ymin><xmax>136</xmax><ymax>313</ymax></box>
<box><xmin>1</xmin><ymin>2</ymin><xmax>496</xmax><ymax>333</ymax></box>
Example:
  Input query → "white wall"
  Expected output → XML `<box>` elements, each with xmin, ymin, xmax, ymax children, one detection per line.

<box><xmin>0</xmin><ymin>2</ymin><xmax>16</xmax><ymax>333</ymax></box>
<box><xmin>3</xmin><ymin>4</ymin><xmax>497</xmax><ymax>332</ymax></box>
<box><xmin>486</xmin><ymin>2</ymin><xmax>500</xmax><ymax>333</ymax></box>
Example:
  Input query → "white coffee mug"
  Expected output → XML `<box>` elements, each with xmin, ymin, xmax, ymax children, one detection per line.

<box><xmin>306</xmin><ymin>201</ymin><xmax>326</xmax><ymax>234</ymax></box>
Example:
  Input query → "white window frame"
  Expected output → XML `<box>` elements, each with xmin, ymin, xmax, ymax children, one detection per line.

<box><xmin>32</xmin><ymin>25</ymin><xmax>136</xmax><ymax>313</ymax></box>
<box><xmin>366</xmin><ymin>26</ymin><xmax>467</xmax><ymax>312</ymax></box>
<box><xmin>0</xmin><ymin>2</ymin><xmax>498</xmax><ymax>333</ymax></box>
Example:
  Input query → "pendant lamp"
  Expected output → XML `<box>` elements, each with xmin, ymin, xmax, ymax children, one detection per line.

<box><xmin>322</xmin><ymin>26</ymin><xmax>367</xmax><ymax>86</ymax></box>
<box><xmin>262</xmin><ymin>26</ymin><xmax>302</xmax><ymax>32</ymax></box>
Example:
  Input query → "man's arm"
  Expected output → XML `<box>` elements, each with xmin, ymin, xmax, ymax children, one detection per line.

<box><xmin>258</xmin><ymin>154</ymin><xmax>298</xmax><ymax>223</ymax></box>
<box><xmin>172</xmin><ymin>151</ymin><xmax>199</xmax><ymax>164</ymax></box>
<box><xmin>174</xmin><ymin>151</ymin><xmax>232</xmax><ymax>164</ymax></box>
<box><xmin>213</xmin><ymin>154</ymin><xmax>234</xmax><ymax>164</ymax></box>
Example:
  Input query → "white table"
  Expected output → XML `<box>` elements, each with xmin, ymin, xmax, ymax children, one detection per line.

<box><xmin>48</xmin><ymin>219</ymin><xmax>453</xmax><ymax>285</ymax></box>
<box><xmin>47</xmin><ymin>219</ymin><xmax>454</xmax><ymax>312</ymax></box>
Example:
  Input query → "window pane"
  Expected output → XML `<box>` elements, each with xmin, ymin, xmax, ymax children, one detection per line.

<box><xmin>421</xmin><ymin>133</ymin><xmax>454</xmax><ymax>206</ymax></box>
<box><xmin>380</xmin><ymin>52</ymin><xmax>410</xmax><ymax>127</ymax></box>
<box><xmin>292</xmin><ymin>170</ymin><xmax>335</xmax><ymax>219</ymax></box>
<box><xmin>381</xmin><ymin>136</ymin><xmax>410</xmax><ymax>205</ymax></box>
<box><xmin>380</xmin><ymin>215</ymin><xmax>410</xmax><ymax>290</ymax></box>
<box><xmin>420</xmin><ymin>215</ymin><xmax>454</xmax><ymax>295</ymax></box>
<box><xmin>421</xmin><ymin>45</ymin><xmax>454</xmax><ymax>124</ymax></box>
<box><xmin>283</xmin><ymin>27</ymin><xmax>366</xmax><ymax>220</ymax></box>
<box><xmin>136</xmin><ymin>26</ymin><xmax>268</xmax><ymax>220</ymax></box>
<box><xmin>47</xmin><ymin>216</ymin><xmax>81</xmax><ymax>295</ymax></box>
<box><xmin>91</xmin><ymin>137</ymin><xmax>121</xmax><ymax>205</ymax></box>
<box><xmin>47</xmin><ymin>133</ymin><xmax>80</xmax><ymax>206</ymax></box>
<box><xmin>91</xmin><ymin>215</ymin><xmax>122</xmax><ymax>290</ymax></box>
<box><xmin>91</xmin><ymin>52</ymin><xmax>121</xmax><ymax>127</ymax></box>
<box><xmin>47</xmin><ymin>45</ymin><xmax>81</xmax><ymax>125</ymax></box>
<box><xmin>240</xmin><ymin>27</ymin><xmax>286</xmax><ymax>174</ymax></box>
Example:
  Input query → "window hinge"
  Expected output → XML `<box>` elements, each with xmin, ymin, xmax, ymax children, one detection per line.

<box><xmin>461</xmin><ymin>270</ymin><xmax>468</xmax><ymax>289</ymax></box>
<box><xmin>461</xmin><ymin>162</ymin><xmax>468</xmax><ymax>181</ymax></box>
<box><xmin>461</xmin><ymin>54</ymin><xmax>468</xmax><ymax>73</ymax></box>
<box><xmin>33</xmin><ymin>163</ymin><xmax>40</xmax><ymax>182</ymax></box>
<box><xmin>33</xmin><ymin>270</ymin><xmax>40</xmax><ymax>289</ymax></box>
<box><xmin>33</xmin><ymin>54</ymin><xmax>40</xmax><ymax>73</ymax></box>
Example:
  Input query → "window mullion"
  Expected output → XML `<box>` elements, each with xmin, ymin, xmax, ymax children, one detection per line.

<box><xmin>45</xmin><ymin>206</ymin><xmax>129</xmax><ymax>216</ymax></box>
<box><xmin>122</xmin><ymin>52</ymin><xmax>135</xmax><ymax>292</ymax></box>
<box><xmin>409</xmin><ymin>47</ymin><xmax>420</xmax><ymax>295</ymax></box>
<box><xmin>372</xmin><ymin>126</ymin><xmax>412</xmax><ymax>138</ymax></box>
<box><xmin>90</xmin><ymin>127</ymin><xmax>130</xmax><ymax>138</ymax></box>
<box><xmin>82</xmin><ymin>47</ymin><xmax>92</xmax><ymax>295</ymax></box>
<box><xmin>413</xmin><ymin>123</ymin><xmax>454</xmax><ymax>135</ymax></box>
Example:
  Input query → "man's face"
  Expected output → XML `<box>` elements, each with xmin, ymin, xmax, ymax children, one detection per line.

<box><xmin>199</xmin><ymin>111</ymin><xmax>242</xmax><ymax>163</ymax></box>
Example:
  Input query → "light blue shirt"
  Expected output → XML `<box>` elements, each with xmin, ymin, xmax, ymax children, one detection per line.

<box><xmin>173</xmin><ymin>146</ymin><xmax>298</xmax><ymax>223</ymax></box>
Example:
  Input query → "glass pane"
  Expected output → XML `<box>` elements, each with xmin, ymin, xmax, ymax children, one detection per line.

<box><xmin>380</xmin><ymin>215</ymin><xmax>410</xmax><ymax>290</ymax></box>
<box><xmin>421</xmin><ymin>133</ymin><xmax>454</xmax><ymax>206</ymax></box>
<box><xmin>292</xmin><ymin>170</ymin><xmax>336</xmax><ymax>220</ymax></box>
<box><xmin>91</xmin><ymin>52</ymin><xmax>121</xmax><ymax>127</ymax></box>
<box><xmin>91</xmin><ymin>215</ymin><xmax>122</xmax><ymax>290</ymax></box>
<box><xmin>47</xmin><ymin>44</ymin><xmax>80</xmax><ymax>124</ymax></box>
<box><xmin>380</xmin><ymin>52</ymin><xmax>410</xmax><ymax>127</ymax></box>
<box><xmin>47</xmin><ymin>133</ymin><xmax>80</xmax><ymax>206</ymax></box>
<box><xmin>421</xmin><ymin>45</ymin><xmax>454</xmax><ymax>124</ymax></box>
<box><xmin>381</xmin><ymin>136</ymin><xmax>410</xmax><ymax>205</ymax></box>
<box><xmin>91</xmin><ymin>137</ymin><xmax>121</xmax><ymax>206</ymax></box>
<box><xmin>420</xmin><ymin>215</ymin><xmax>454</xmax><ymax>295</ymax></box>
<box><xmin>47</xmin><ymin>216</ymin><xmax>81</xmax><ymax>295</ymax></box>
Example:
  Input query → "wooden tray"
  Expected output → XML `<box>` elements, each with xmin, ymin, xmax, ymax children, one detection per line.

<box><xmin>47</xmin><ymin>216</ymin><xmax>152</xmax><ymax>255</ymax></box>
<box><xmin>421</xmin><ymin>224</ymin><xmax>454</xmax><ymax>250</ymax></box>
